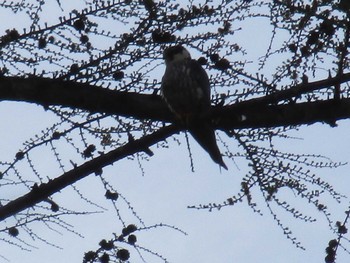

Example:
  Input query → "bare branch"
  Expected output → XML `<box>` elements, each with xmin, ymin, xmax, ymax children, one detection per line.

<box><xmin>0</xmin><ymin>125</ymin><xmax>180</xmax><ymax>222</ymax></box>
<box><xmin>216</xmin><ymin>98</ymin><xmax>350</xmax><ymax>129</ymax></box>
<box><xmin>2</xmin><ymin>76</ymin><xmax>350</xmax><ymax>130</ymax></box>
<box><xmin>0</xmin><ymin>76</ymin><xmax>172</xmax><ymax>121</ymax></box>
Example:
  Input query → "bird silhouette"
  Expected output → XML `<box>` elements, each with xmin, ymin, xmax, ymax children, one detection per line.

<box><xmin>161</xmin><ymin>45</ymin><xmax>227</xmax><ymax>170</ymax></box>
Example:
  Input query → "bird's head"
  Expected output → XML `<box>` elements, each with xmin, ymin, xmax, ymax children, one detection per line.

<box><xmin>163</xmin><ymin>45</ymin><xmax>191</xmax><ymax>65</ymax></box>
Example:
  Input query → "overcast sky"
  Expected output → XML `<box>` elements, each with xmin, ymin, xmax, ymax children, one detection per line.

<box><xmin>1</xmin><ymin>1</ymin><xmax>350</xmax><ymax>263</ymax></box>
<box><xmin>2</xmin><ymin>102</ymin><xmax>350</xmax><ymax>262</ymax></box>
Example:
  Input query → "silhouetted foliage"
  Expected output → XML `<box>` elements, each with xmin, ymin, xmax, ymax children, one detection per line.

<box><xmin>1</xmin><ymin>0</ymin><xmax>350</xmax><ymax>262</ymax></box>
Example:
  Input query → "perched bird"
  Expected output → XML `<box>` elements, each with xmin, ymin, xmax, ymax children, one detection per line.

<box><xmin>161</xmin><ymin>45</ymin><xmax>227</xmax><ymax>170</ymax></box>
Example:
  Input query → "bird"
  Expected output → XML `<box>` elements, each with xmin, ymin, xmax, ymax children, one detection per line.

<box><xmin>161</xmin><ymin>45</ymin><xmax>227</xmax><ymax>170</ymax></box>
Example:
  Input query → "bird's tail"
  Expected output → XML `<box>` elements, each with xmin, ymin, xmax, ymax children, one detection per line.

<box><xmin>189</xmin><ymin>122</ymin><xmax>228</xmax><ymax>170</ymax></box>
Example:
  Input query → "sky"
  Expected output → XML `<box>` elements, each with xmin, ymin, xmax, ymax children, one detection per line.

<box><xmin>2</xmin><ymin>102</ymin><xmax>350</xmax><ymax>263</ymax></box>
<box><xmin>1</xmin><ymin>1</ymin><xmax>350</xmax><ymax>263</ymax></box>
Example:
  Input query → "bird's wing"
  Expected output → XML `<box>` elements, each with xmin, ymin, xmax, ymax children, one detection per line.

<box><xmin>188</xmin><ymin>59</ymin><xmax>211</xmax><ymax>106</ymax></box>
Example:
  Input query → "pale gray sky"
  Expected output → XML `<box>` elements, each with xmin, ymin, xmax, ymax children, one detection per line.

<box><xmin>1</xmin><ymin>1</ymin><xmax>350</xmax><ymax>263</ymax></box>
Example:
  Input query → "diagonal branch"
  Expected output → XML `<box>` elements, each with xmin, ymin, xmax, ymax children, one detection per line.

<box><xmin>0</xmin><ymin>124</ymin><xmax>181</xmax><ymax>222</ymax></box>
<box><xmin>228</xmin><ymin>72</ymin><xmax>350</xmax><ymax>108</ymax></box>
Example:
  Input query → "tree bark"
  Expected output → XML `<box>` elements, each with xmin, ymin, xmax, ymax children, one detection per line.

<box><xmin>0</xmin><ymin>76</ymin><xmax>172</xmax><ymax>121</ymax></box>
<box><xmin>1</xmin><ymin>76</ymin><xmax>350</xmax><ymax>129</ymax></box>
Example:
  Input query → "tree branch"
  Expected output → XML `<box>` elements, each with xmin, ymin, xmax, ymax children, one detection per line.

<box><xmin>229</xmin><ymin>72</ymin><xmax>350</xmax><ymax>108</ymax></box>
<box><xmin>0</xmin><ymin>124</ymin><xmax>180</xmax><ymax>222</ymax></box>
<box><xmin>1</xmin><ymin>76</ymin><xmax>350</xmax><ymax>130</ymax></box>
<box><xmin>0</xmin><ymin>76</ymin><xmax>173</xmax><ymax>121</ymax></box>
<box><xmin>215</xmin><ymin>98</ymin><xmax>350</xmax><ymax>129</ymax></box>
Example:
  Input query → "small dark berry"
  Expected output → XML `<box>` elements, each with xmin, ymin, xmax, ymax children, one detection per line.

<box><xmin>128</xmin><ymin>234</ymin><xmax>137</xmax><ymax>245</ymax></box>
<box><xmin>99</xmin><ymin>239</ymin><xmax>114</xmax><ymax>250</ymax></box>
<box><xmin>51</xmin><ymin>202</ymin><xmax>59</xmax><ymax>212</ymax></box>
<box><xmin>288</xmin><ymin>43</ymin><xmax>298</xmax><ymax>52</ymax></box>
<box><xmin>152</xmin><ymin>30</ymin><xmax>175</xmax><ymax>43</ymax></box>
<box><xmin>116</xmin><ymin>249</ymin><xmax>130</xmax><ymax>261</ymax></box>
<box><xmin>105</xmin><ymin>190</ymin><xmax>118</xmax><ymax>200</ymax></box>
<box><xmin>83</xmin><ymin>144</ymin><xmax>96</xmax><ymax>158</ymax></box>
<box><xmin>70</xmin><ymin>63</ymin><xmax>79</xmax><ymax>74</ymax></box>
<box><xmin>126</xmin><ymin>224</ymin><xmax>137</xmax><ymax>234</ymax></box>
<box><xmin>209</xmin><ymin>53</ymin><xmax>219</xmax><ymax>62</ymax></box>
<box><xmin>328</xmin><ymin>239</ymin><xmax>338</xmax><ymax>248</ymax></box>
<box><xmin>73</xmin><ymin>19</ymin><xmax>85</xmax><ymax>31</ymax></box>
<box><xmin>214</xmin><ymin>58</ymin><xmax>230</xmax><ymax>70</ymax></box>
<box><xmin>197</xmin><ymin>57</ymin><xmax>207</xmax><ymax>65</ymax></box>
<box><xmin>8</xmin><ymin>227</ymin><xmax>19</xmax><ymax>237</ymax></box>
<box><xmin>325</xmin><ymin>254</ymin><xmax>335</xmax><ymax>263</ymax></box>
<box><xmin>122</xmin><ymin>224</ymin><xmax>137</xmax><ymax>236</ymax></box>
<box><xmin>83</xmin><ymin>251</ymin><xmax>97</xmax><ymax>262</ymax></box>
<box><xmin>52</xmin><ymin>131</ymin><xmax>61</xmax><ymax>140</ymax></box>
<box><xmin>80</xmin><ymin>35</ymin><xmax>89</xmax><ymax>44</ymax></box>
<box><xmin>113</xmin><ymin>71</ymin><xmax>124</xmax><ymax>80</ymax></box>
<box><xmin>38</xmin><ymin>38</ymin><xmax>47</xmax><ymax>49</ymax></box>
<box><xmin>99</xmin><ymin>253</ymin><xmax>109</xmax><ymax>263</ymax></box>
<box><xmin>15</xmin><ymin>151</ymin><xmax>25</xmax><ymax>160</ymax></box>
<box><xmin>48</xmin><ymin>36</ymin><xmax>55</xmax><ymax>43</ymax></box>
<box><xmin>7</xmin><ymin>29</ymin><xmax>20</xmax><ymax>41</ymax></box>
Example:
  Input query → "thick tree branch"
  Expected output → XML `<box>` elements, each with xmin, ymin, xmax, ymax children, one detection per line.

<box><xmin>0</xmin><ymin>76</ymin><xmax>173</xmax><ymax>121</ymax></box>
<box><xmin>1</xmin><ymin>76</ymin><xmax>350</xmax><ymax>131</ymax></box>
<box><xmin>215</xmin><ymin>98</ymin><xmax>350</xmax><ymax>129</ymax></box>
<box><xmin>0</xmin><ymin>125</ymin><xmax>180</xmax><ymax>221</ymax></box>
